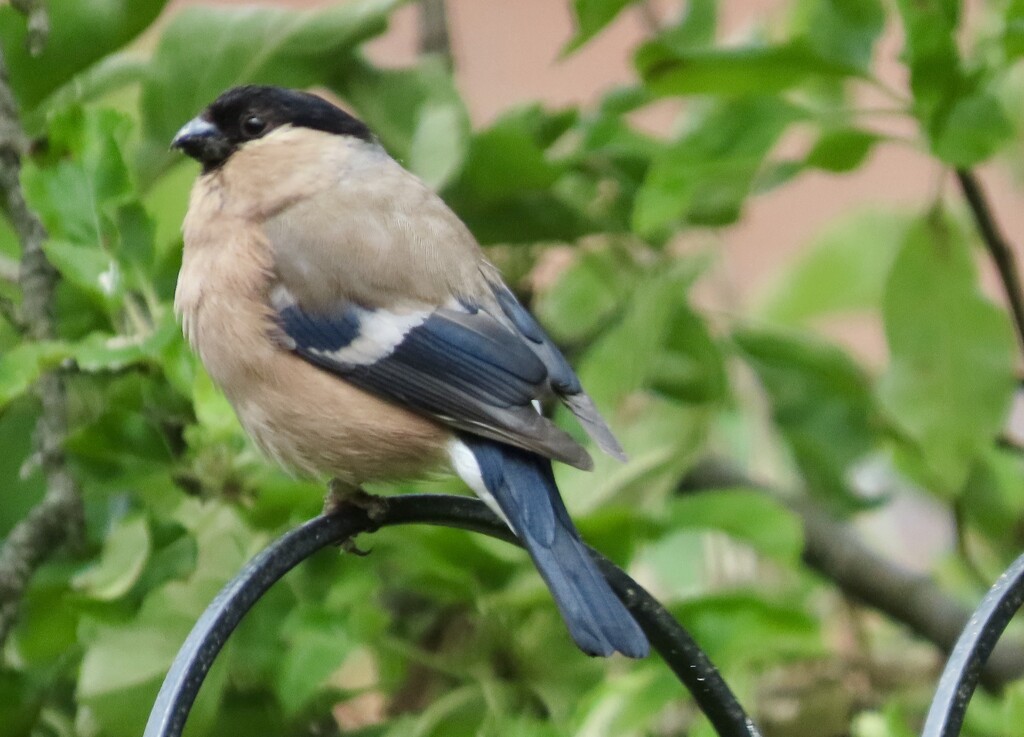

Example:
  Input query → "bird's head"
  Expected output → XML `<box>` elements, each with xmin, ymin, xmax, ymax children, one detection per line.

<box><xmin>171</xmin><ymin>85</ymin><xmax>373</xmax><ymax>172</ymax></box>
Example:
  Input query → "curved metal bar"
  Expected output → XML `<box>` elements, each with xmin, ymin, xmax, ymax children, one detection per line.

<box><xmin>386</xmin><ymin>495</ymin><xmax>761</xmax><ymax>736</ymax></box>
<box><xmin>142</xmin><ymin>493</ymin><xmax>761</xmax><ymax>737</ymax></box>
<box><xmin>142</xmin><ymin>509</ymin><xmax>375</xmax><ymax>737</ymax></box>
<box><xmin>921</xmin><ymin>553</ymin><xmax>1024</xmax><ymax>737</ymax></box>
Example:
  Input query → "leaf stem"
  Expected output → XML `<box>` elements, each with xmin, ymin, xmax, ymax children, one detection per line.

<box><xmin>418</xmin><ymin>0</ymin><xmax>452</xmax><ymax>66</ymax></box>
<box><xmin>956</xmin><ymin>169</ymin><xmax>1024</xmax><ymax>353</ymax></box>
<box><xmin>9</xmin><ymin>0</ymin><xmax>48</xmax><ymax>56</ymax></box>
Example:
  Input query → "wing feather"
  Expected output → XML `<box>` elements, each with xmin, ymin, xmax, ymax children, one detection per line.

<box><xmin>276</xmin><ymin>296</ymin><xmax>593</xmax><ymax>469</ymax></box>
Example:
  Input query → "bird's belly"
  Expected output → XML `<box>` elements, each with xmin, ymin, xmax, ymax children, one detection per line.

<box><xmin>225</xmin><ymin>351</ymin><xmax>449</xmax><ymax>485</ymax></box>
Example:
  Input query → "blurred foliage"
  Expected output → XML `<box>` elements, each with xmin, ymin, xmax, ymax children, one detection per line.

<box><xmin>0</xmin><ymin>0</ymin><xmax>1023</xmax><ymax>736</ymax></box>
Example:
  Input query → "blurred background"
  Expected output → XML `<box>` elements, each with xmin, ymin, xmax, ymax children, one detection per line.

<box><xmin>0</xmin><ymin>1</ymin><xmax>1023</xmax><ymax>736</ymax></box>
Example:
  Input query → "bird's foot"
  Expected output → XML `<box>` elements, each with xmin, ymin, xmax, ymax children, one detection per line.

<box><xmin>339</xmin><ymin>537</ymin><xmax>372</xmax><ymax>557</ymax></box>
<box><xmin>324</xmin><ymin>480</ymin><xmax>387</xmax><ymax>554</ymax></box>
<box><xmin>324</xmin><ymin>479</ymin><xmax>385</xmax><ymax>518</ymax></box>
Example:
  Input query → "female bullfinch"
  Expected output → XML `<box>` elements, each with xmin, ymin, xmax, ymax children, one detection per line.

<box><xmin>171</xmin><ymin>85</ymin><xmax>648</xmax><ymax>658</ymax></box>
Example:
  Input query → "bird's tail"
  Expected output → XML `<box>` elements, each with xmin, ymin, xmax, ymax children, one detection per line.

<box><xmin>455</xmin><ymin>437</ymin><xmax>649</xmax><ymax>658</ymax></box>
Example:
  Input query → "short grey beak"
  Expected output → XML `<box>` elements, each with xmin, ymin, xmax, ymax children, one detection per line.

<box><xmin>171</xmin><ymin>116</ymin><xmax>234</xmax><ymax>169</ymax></box>
<box><xmin>171</xmin><ymin>117</ymin><xmax>218</xmax><ymax>151</ymax></box>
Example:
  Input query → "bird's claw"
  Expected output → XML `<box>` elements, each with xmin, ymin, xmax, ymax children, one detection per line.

<box><xmin>323</xmin><ymin>479</ymin><xmax>386</xmax><ymax>521</ymax></box>
<box><xmin>340</xmin><ymin>538</ymin><xmax>372</xmax><ymax>557</ymax></box>
<box><xmin>324</xmin><ymin>480</ymin><xmax>387</xmax><ymax>553</ymax></box>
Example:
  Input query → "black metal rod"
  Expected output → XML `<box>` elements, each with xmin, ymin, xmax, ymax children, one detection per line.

<box><xmin>921</xmin><ymin>552</ymin><xmax>1024</xmax><ymax>737</ymax></box>
<box><xmin>142</xmin><ymin>493</ymin><xmax>761</xmax><ymax>737</ymax></box>
<box><xmin>142</xmin><ymin>510</ymin><xmax>374</xmax><ymax>737</ymax></box>
<box><xmin>373</xmin><ymin>494</ymin><xmax>762</xmax><ymax>737</ymax></box>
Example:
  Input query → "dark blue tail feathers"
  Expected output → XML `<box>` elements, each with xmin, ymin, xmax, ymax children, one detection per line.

<box><xmin>464</xmin><ymin>438</ymin><xmax>649</xmax><ymax>658</ymax></box>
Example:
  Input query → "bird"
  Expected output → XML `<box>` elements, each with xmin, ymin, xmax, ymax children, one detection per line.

<box><xmin>170</xmin><ymin>85</ymin><xmax>649</xmax><ymax>659</ymax></box>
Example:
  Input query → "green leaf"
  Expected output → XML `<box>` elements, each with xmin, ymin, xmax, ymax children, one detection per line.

<box><xmin>649</xmin><ymin>300</ymin><xmax>728</xmax><ymax>405</ymax></box>
<box><xmin>533</xmin><ymin>246</ymin><xmax>641</xmax><ymax>344</ymax></box>
<box><xmin>651</xmin><ymin>0</ymin><xmax>717</xmax><ymax>52</ymax></box>
<box><xmin>805</xmin><ymin>128</ymin><xmax>880</xmax><ymax>172</ymax></box>
<box><xmin>672</xmin><ymin>593</ymin><xmax>822</xmax><ymax>665</ymax></box>
<box><xmin>335</xmin><ymin>56</ymin><xmax>470</xmax><ymax>189</ymax></box>
<box><xmin>408</xmin><ymin>99</ymin><xmax>469</xmax><ymax>189</ymax></box>
<box><xmin>575</xmin><ymin>259</ymin><xmax>718</xmax><ymax>407</ymax></box>
<box><xmin>0</xmin><ymin>401</ymin><xmax>45</xmax><ymax>538</ymax></box>
<box><xmin>23</xmin><ymin>107</ymin><xmax>135</xmax><ymax>249</ymax></box>
<box><xmin>138</xmin><ymin>0</ymin><xmax>400</xmax><ymax>179</ymax></box>
<box><xmin>442</xmin><ymin>107</ymin><xmax>596</xmax><ymax>243</ymax></box>
<box><xmin>72</xmin><ymin>514</ymin><xmax>152</xmax><ymax>600</ymax></box>
<box><xmin>566</xmin><ymin>0</ymin><xmax>635</xmax><ymax>52</ymax></box>
<box><xmin>0</xmin><ymin>670</ymin><xmax>41</xmax><ymax>737</ymax></box>
<box><xmin>0</xmin><ymin>0</ymin><xmax>168</xmax><ymax>112</ymax></box>
<box><xmin>961</xmin><ymin>448</ymin><xmax>1024</xmax><ymax>548</ymax></box>
<box><xmin>556</xmin><ymin>397</ymin><xmax>711</xmax><ymax>512</ymax></box>
<box><xmin>549</xmin><ymin>259</ymin><xmax>719</xmax><ymax>510</ymax></box>
<box><xmin>634</xmin><ymin>96</ymin><xmax>798</xmax><ymax>235</ymax></box>
<box><xmin>636</xmin><ymin>40</ymin><xmax>861</xmax><ymax>97</ymax></box>
<box><xmin>78</xmin><ymin>624</ymin><xmax>182</xmax><ymax>698</ymax></box>
<box><xmin>22</xmin><ymin>107</ymin><xmax>146</xmax><ymax>312</ymax></box>
<box><xmin>78</xmin><ymin>622</ymin><xmax>200</xmax><ymax>737</ymax></box>
<box><xmin>191</xmin><ymin>366</ymin><xmax>246</xmax><ymax>444</ymax></box>
<box><xmin>877</xmin><ymin>213</ymin><xmax>1016</xmax><ymax>494</ymax></box>
<box><xmin>894</xmin><ymin>0</ymin><xmax>959</xmax><ymax>96</ymax></box>
<box><xmin>70</xmin><ymin>315</ymin><xmax>178</xmax><ymax>372</ymax></box>
<box><xmin>760</xmin><ymin>208</ymin><xmax>910</xmax><ymax>323</ymax></box>
<box><xmin>668</xmin><ymin>489</ymin><xmax>804</xmax><ymax>562</ymax></box>
<box><xmin>559</xmin><ymin>100</ymin><xmax>661</xmax><ymax>233</ymax></box>
<box><xmin>931</xmin><ymin>88</ymin><xmax>1013</xmax><ymax>167</ymax></box>
<box><xmin>451</xmin><ymin>109</ymin><xmax>560</xmax><ymax>198</ymax></box>
<box><xmin>576</xmin><ymin>670</ymin><xmax>681</xmax><ymax>737</ymax></box>
<box><xmin>276</xmin><ymin>607</ymin><xmax>354</xmax><ymax>716</ymax></box>
<box><xmin>43</xmin><ymin>240</ymin><xmax>122</xmax><ymax>303</ymax></box>
<box><xmin>29</xmin><ymin>51</ymin><xmax>150</xmax><ymax>123</ymax></box>
<box><xmin>895</xmin><ymin>0</ymin><xmax>1012</xmax><ymax>166</ymax></box>
<box><xmin>802</xmin><ymin>0</ymin><xmax>885</xmax><ymax>71</ymax></box>
<box><xmin>0</xmin><ymin>342</ymin><xmax>70</xmax><ymax>411</ymax></box>
<box><xmin>1006</xmin><ymin>0</ymin><xmax>1024</xmax><ymax>58</ymax></box>
<box><xmin>735</xmin><ymin>328</ymin><xmax>877</xmax><ymax>504</ymax></box>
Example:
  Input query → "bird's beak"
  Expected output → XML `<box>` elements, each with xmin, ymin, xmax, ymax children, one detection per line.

<box><xmin>171</xmin><ymin>116</ymin><xmax>233</xmax><ymax>169</ymax></box>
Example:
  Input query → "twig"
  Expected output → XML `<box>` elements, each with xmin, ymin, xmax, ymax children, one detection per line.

<box><xmin>0</xmin><ymin>39</ymin><xmax>83</xmax><ymax>646</ymax></box>
<box><xmin>956</xmin><ymin>169</ymin><xmax>1024</xmax><ymax>353</ymax></box>
<box><xmin>418</xmin><ymin>0</ymin><xmax>452</xmax><ymax>66</ymax></box>
<box><xmin>0</xmin><ymin>294</ymin><xmax>20</xmax><ymax>328</ymax></box>
<box><xmin>0</xmin><ymin>252</ymin><xmax>18</xmax><ymax>283</ymax></box>
<box><xmin>680</xmin><ymin>458</ymin><xmax>1024</xmax><ymax>692</ymax></box>
<box><xmin>952</xmin><ymin>499</ymin><xmax>990</xmax><ymax>589</ymax></box>
<box><xmin>9</xmin><ymin>0</ymin><xmax>48</xmax><ymax>56</ymax></box>
<box><xmin>636</xmin><ymin>0</ymin><xmax>662</xmax><ymax>34</ymax></box>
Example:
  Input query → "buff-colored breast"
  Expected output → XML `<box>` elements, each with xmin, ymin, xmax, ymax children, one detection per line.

<box><xmin>174</xmin><ymin>143</ymin><xmax>449</xmax><ymax>484</ymax></box>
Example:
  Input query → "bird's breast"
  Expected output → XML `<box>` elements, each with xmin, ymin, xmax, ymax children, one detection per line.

<box><xmin>175</xmin><ymin>181</ymin><xmax>448</xmax><ymax>484</ymax></box>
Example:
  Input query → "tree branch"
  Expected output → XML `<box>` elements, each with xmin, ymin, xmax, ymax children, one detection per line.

<box><xmin>0</xmin><ymin>252</ymin><xmax>19</xmax><ymax>283</ymax></box>
<box><xmin>635</xmin><ymin>1</ymin><xmax>662</xmax><ymax>34</ymax></box>
<box><xmin>0</xmin><ymin>36</ymin><xmax>83</xmax><ymax>647</ymax></box>
<box><xmin>418</xmin><ymin>0</ymin><xmax>452</xmax><ymax>66</ymax></box>
<box><xmin>9</xmin><ymin>0</ymin><xmax>48</xmax><ymax>56</ymax></box>
<box><xmin>956</xmin><ymin>169</ymin><xmax>1024</xmax><ymax>353</ymax></box>
<box><xmin>680</xmin><ymin>458</ymin><xmax>1024</xmax><ymax>692</ymax></box>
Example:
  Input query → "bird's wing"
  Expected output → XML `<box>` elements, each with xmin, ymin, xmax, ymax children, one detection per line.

<box><xmin>272</xmin><ymin>286</ymin><xmax>595</xmax><ymax>470</ymax></box>
<box><xmin>481</xmin><ymin>276</ymin><xmax>627</xmax><ymax>462</ymax></box>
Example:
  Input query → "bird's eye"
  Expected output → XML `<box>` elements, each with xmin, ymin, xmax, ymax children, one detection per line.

<box><xmin>241</xmin><ymin>114</ymin><xmax>267</xmax><ymax>138</ymax></box>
